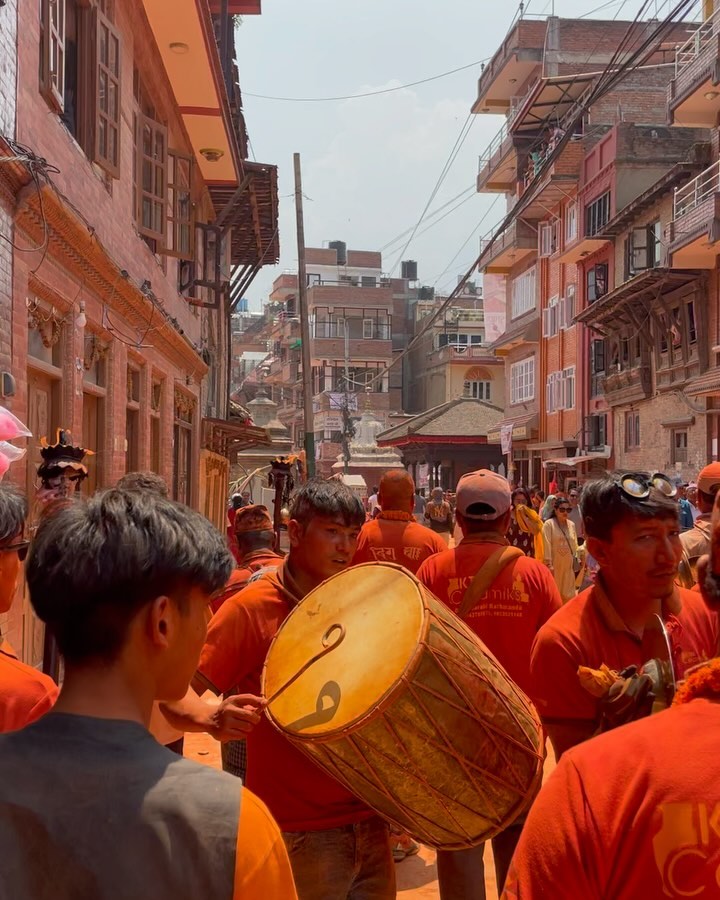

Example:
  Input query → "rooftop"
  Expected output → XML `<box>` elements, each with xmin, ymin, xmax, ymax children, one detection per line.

<box><xmin>377</xmin><ymin>397</ymin><xmax>503</xmax><ymax>446</ymax></box>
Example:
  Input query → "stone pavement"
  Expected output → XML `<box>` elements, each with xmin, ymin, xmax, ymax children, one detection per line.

<box><xmin>185</xmin><ymin>731</ymin><xmax>557</xmax><ymax>899</ymax></box>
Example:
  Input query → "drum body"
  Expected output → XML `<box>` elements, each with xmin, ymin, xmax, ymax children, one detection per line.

<box><xmin>262</xmin><ymin>562</ymin><xmax>543</xmax><ymax>849</ymax></box>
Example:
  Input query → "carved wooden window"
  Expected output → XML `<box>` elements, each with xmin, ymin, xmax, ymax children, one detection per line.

<box><xmin>40</xmin><ymin>0</ymin><xmax>66</xmax><ymax>112</ymax></box>
<box><xmin>137</xmin><ymin>115</ymin><xmax>168</xmax><ymax>243</ymax></box>
<box><xmin>92</xmin><ymin>6</ymin><xmax>122</xmax><ymax>178</ymax></box>
<box><xmin>166</xmin><ymin>151</ymin><xmax>195</xmax><ymax>260</ymax></box>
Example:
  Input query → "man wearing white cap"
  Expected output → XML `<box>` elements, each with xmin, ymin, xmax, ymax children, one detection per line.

<box><xmin>416</xmin><ymin>469</ymin><xmax>562</xmax><ymax>900</ymax></box>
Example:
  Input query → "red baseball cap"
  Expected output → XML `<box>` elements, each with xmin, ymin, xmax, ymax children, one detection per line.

<box><xmin>456</xmin><ymin>469</ymin><xmax>511</xmax><ymax>520</ymax></box>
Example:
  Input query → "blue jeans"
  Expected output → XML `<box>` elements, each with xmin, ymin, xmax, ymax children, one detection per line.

<box><xmin>283</xmin><ymin>816</ymin><xmax>396</xmax><ymax>900</ymax></box>
<box><xmin>436</xmin><ymin>823</ymin><xmax>524</xmax><ymax>900</ymax></box>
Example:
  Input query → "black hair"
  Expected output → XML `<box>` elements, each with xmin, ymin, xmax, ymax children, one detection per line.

<box><xmin>290</xmin><ymin>478</ymin><xmax>365</xmax><ymax>529</ymax></box>
<box><xmin>580</xmin><ymin>473</ymin><xmax>679</xmax><ymax>542</ymax></box>
<box><xmin>457</xmin><ymin>509</ymin><xmax>509</xmax><ymax>534</ymax></box>
<box><xmin>535</xmin><ymin>490</ymin><xmax>546</xmax><ymax>501</ymax></box>
<box><xmin>237</xmin><ymin>529</ymin><xmax>276</xmax><ymax>554</ymax></box>
<box><xmin>0</xmin><ymin>483</ymin><xmax>28</xmax><ymax>544</ymax></box>
<box><xmin>512</xmin><ymin>487</ymin><xmax>531</xmax><ymax>506</ymax></box>
<box><xmin>116</xmin><ymin>471</ymin><xmax>169</xmax><ymax>498</ymax></box>
<box><xmin>27</xmin><ymin>489</ymin><xmax>233</xmax><ymax>664</ymax></box>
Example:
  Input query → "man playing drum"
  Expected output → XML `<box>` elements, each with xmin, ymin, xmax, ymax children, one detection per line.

<box><xmin>530</xmin><ymin>472</ymin><xmax>719</xmax><ymax>759</ymax></box>
<box><xmin>416</xmin><ymin>469</ymin><xmax>562</xmax><ymax>900</ymax></box>
<box><xmin>352</xmin><ymin>470</ymin><xmax>446</xmax><ymax>574</ymax></box>
<box><xmin>162</xmin><ymin>479</ymin><xmax>396</xmax><ymax>900</ymax></box>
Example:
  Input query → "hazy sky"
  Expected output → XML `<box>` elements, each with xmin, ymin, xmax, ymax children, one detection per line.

<box><xmin>235</xmin><ymin>0</ymin><xmax>688</xmax><ymax>310</ymax></box>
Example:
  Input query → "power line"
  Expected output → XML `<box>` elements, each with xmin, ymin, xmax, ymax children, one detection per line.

<box><xmin>244</xmin><ymin>57</ymin><xmax>491</xmax><ymax>102</ymax></box>
<box><xmin>378</xmin><ymin>184</ymin><xmax>476</xmax><ymax>252</ymax></box>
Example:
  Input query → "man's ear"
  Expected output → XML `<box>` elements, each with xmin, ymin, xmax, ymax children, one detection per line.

<box><xmin>148</xmin><ymin>595</ymin><xmax>173</xmax><ymax>648</ymax></box>
<box><xmin>288</xmin><ymin>518</ymin><xmax>304</xmax><ymax>548</ymax></box>
<box><xmin>586</xmin><ymin>536</ymin><xmax>608</xmax><ymax>568</ymax></box>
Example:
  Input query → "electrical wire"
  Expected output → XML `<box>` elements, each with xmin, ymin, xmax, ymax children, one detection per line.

<box><xmin>244</xmin><ymin>58</ymin><xmax>492</xmax><ymax>102</ymax></box>
<box><xmin>362</xmin><ymin>0</ymin><xmax>698</xmax><ymax>390</ymax></box>
<box><xmin>379</xmin><ymin>184</ymin><xmax>476</xmax><ymax>252</ymax></box>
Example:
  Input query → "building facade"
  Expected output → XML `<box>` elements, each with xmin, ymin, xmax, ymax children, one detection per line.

<box><xmin>0</xmin><ymin>0</ymin><xmax>278</xmax><ymax>663</ymax></box>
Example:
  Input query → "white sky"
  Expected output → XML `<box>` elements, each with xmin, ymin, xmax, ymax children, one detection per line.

<box><xmin>235</xmin><ymin>0</ymin><xmax>696</xmax><ymax>310</ymax></box>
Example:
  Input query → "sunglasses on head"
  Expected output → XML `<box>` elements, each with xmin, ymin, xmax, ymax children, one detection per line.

<box><xmin>617</xmin><ymin>472</ymin><xmax>677</xmax><ymax>500</ymax></box>
<box><xmin>0</xmin><ymin>540</ymin><xmax>29</xmax><ymax>562</ymax></box>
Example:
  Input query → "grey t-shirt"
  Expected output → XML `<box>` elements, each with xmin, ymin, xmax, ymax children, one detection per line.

<box><xmin>0</xmin><ymin>713</ymin><xmax>242</xmax><ymax>900</ymax></box>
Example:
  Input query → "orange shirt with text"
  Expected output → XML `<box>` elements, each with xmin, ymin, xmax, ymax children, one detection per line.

<box><xmin>352</xmin><ymin>517</ymin><xmax>446</xmax><ymax>574</ymax></box>
<box><xmin>198</xmin><ymin>572</ymin><xmax>372</xmax><ymax>832</ymax></box>
<box><xmin>504</xmin><ymin>700</ymin><xmax>720</xmax><ymax>900</ymax></box>
<box><xmin>416</xmin><ymin>540</ymin><xmax>562</xmax><ymax>695</ymax></box>
<box><xmin>0</xmin><ymin>648</ymin><xmax>58</xmax><ymax>734</ymax></box>
<box><xmin>530</xmin><ymin>585</ymin><xmax>719</xmax><ymax>725</ymax></box>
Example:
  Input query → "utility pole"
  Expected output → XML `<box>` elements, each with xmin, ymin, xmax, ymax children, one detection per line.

<box><xmin>342</xmin><ymin>318</ymin><xmax>351</xmax><ymax>475</ymax></box>
<box><xmin>294</xmin><ymin>153</ymin><xmax>315</xmax><ymax>477</ymax></box>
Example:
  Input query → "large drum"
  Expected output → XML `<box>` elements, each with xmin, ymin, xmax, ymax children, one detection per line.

<box><xmin>262</xmin><ymin>562</ymin><xmax>543</xmax><ymax>849</ymax></box>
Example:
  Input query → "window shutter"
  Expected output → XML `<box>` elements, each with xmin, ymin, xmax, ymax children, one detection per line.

<box><xmin>40</xmin><ymin>0</ymin><xmax>66</xmax><ymax>112</ymax></box>
<box><xmin>166</xmin><ymin>151</ymin><xmax>195</xmax><ymax>260</ymax></box>
<box><xmin>137</xmin><ymin>115</ymin><xmax>168</xmax><ymax>243</ymax></box>
<box><xmin>362</xmin><ymin>318</ymin><xmax>374</xmax><ymax>339</ymax></box>
<box><xmin>631</xmin><ymin>227</ymin><xmax>649</xmax><ymax>272</ymax></box>
<box><xmin>542</xmin><ymin>307</ymin><xmax>550</xmax><ymax>337</ymax></box>
<box><xmin>92</xmin><ymin>7</ymin><xmax>122</xmax><ymax>179</ymax></box>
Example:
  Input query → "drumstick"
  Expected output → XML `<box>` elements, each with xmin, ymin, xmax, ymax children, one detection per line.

<box><xmin>265</xmin><ymin>623</ymin><xmax>346</xmax><ymax>705</ymax></box>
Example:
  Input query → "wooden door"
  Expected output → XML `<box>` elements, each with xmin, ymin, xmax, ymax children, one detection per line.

<box><xmin>82</xmin><ymin>393</ymin><xmax>103</xmax><ymax>493</ymax></box>
<box><xmin>26</xmin><ymin>370</ymin><xmax>59</xmax><ymax>499</ymax></box>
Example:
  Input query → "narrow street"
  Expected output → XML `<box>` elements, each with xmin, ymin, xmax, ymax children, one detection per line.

<box><xmin>185</xmin><ymin>730</ymin><xmax>558</xmax><ymax>900</ymax></box>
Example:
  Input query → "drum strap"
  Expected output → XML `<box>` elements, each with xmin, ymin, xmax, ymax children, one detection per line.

<box><xmin>457</xmin><ymin>546</ymin><xmax>524</xmax><ymax>620</ymax></box>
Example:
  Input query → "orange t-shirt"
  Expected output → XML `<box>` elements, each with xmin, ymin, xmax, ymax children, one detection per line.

<box><xmin>211</xmin><ymin>550</ymin><xmax>284</xmax><ymax>614</ymax></box>
<box><xmin>352</xmin><ymin>516</ymin><xmax>446</xmax><ymax>574</ymax></box>
<box><xmin>416</xmin><ymin>538</ymin><xmax>563</xmax><ymax>695</ymax></box>
<box><xmin>234</xmin><ymin>788</ymin><xmax>298</xmax><ymax>898</ymax></box>
<box><xmin>530</xmin><ymin>583</ymin><xmax>719</xmax><ymax>727</ymax></box>
<box><xmin>197</xmin><ymin>568</ymin><xmax>373</xmax><ymax>832</ymax></box>
<box><xmin>0</xmin><ymin>648</ymin><xmax>58</xmax><ymax>733</ymax></box>
<box><xmin>504</xmin><ymin>699</ymin><xmax>720</xmax><ymax>900</ymax></box>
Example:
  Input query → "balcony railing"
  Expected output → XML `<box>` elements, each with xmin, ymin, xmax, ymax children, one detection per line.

<box><xmin>311</xmin><ymin>322</ymin><xmax>392</xmax><ymax>340</ymax></box>
<box><xmin>675</xmin><ymin>12</ymin><xmax>717</xmax><ymax>76</ymax></box>
<box><xmin>478</xmin><ymin>121</ymin><xmax>510</xmax><ymax>171</ymax></box>
<box><xmin>674</xmin><ymin>159</ymin><xmax>720</xmax><ymax>220</ymax></box>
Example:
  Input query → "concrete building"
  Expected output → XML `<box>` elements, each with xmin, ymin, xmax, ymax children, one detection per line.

<box><xmin>0</xmin><ymin>0</ymin><xmax>278</xmax><ymax>663</ymax></box>
<box><xmin>404</xmin><ymin>283</ymin><xmax>506</xmax><ymax>415</ymax></box>
<box><xmin>472</xmin><ymin>11</ymin><xmax>700</xmax><ymax>487</ymax></box>
<box><xmin>262</xmin><ymin>245</ymin><xmax>409</xmax><ymax>477</ymax></box>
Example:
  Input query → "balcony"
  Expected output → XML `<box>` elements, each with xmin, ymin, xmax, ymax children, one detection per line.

<box><xmin>427</xmin><ymin>344</ymin><xmax>496</xmax><ymax>367</ymax></box>
<box><xmin>668</xmin><ymin>14</ymin><xmax>719</xmax><ymax>126</ymax></box>
<box><xmin>472</xmin><ymin>18</ymin><xmax>547</xmax><ymax>115</ymax></box>
<box><xmin>311</xmin><ymin>321</ymin><xmax>391</xmax><ymax>340</ymax></box>
<box><xmin>519</xmin><ymin>140</ymin><xmax>585</xmax><ymax>220</ymax></box>
<box><xmin>601</xmin><ymin>366</ymin><xmax>652</xmax><ymax>408</ymax></box>
<box><xmin>479</xmin><ymin>220</ymin><xmax>537</xmax><ymax>274</ymax></box>
<box><xmin>669</xmin><ymin>160</ymin><xmax>720</xmax><ymax>268</ymax></box>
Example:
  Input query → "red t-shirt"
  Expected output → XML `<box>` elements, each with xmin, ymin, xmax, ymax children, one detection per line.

<box><xmin>530</xmin><ymin>583</ymin><xmax>719</xmax><ymax>726</ymax></box>
<box><xmin>197</xmin><ymin>567</ymin><xmax>373</xmax><ymax>832</ymax></box>
<box><xmin>210</xmin><ymin>550</ymin><xmax>284</xmax><ymax>614</ymax></box>
<box><xmin>0</xmin><ymin>648</ymin><xmax>58</xmax><ymax>733</ymax></box>
<box><xmin>352</xmin><ymin>516</ymin><xmax>446</xmax><ymax>574</ymax></box>
<box><xmin>504</xmin><ymin>699</ymin><xmax>720</xmax><ymax>899</ymax></box>
<box><xmin>416</xmin><ymin>538</ymin><xmax>562</xmax><ymax>695</ymax></box>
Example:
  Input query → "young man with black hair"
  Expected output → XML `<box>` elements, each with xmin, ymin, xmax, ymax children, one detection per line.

<box><xmin>416</xmin><ymin>469</ymin><xmax>562</xmax><ymax>900</ymax></box>
<box><xmin>530</xmin><ymin>472</ymin><xmax>719</xmax><ymax>760</ymax></box>
<box><xmin>0</xmin><ymin>489</ymin><xmax>297</xmax><ymax>898</ymax></box>
<box><xmin>165</xmin><ymin>478</ymin><xmax>396</xmax><ymax>900</ymax></box>
<box><xmin>116</xmin><ymin>470</ymin><xmax>169</xmax><ymax>496</ymax></box>
<box><xmin>0</xmin><ymin>483</ymin><xmax>58</xmax><ymax>733</ymax></box>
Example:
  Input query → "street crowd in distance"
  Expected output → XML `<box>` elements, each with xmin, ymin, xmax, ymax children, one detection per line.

<box><xmin>1</xmin><ymin>456</ymin><xmax>720</xmax><ymax>900</ymax></box>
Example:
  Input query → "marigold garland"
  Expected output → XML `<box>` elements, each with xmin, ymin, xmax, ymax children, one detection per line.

<box><xmin>673</xmin><ymin>658</ymin><xmax>720</xmax><ymax>705</ymax></box>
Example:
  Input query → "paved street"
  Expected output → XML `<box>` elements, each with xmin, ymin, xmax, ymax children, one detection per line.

<box><xmin>186</xmin><ymin>731</ymin><xmax>557</xmax><ymax>900</ymax></box>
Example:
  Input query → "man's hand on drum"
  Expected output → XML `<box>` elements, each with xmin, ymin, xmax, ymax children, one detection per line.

<box><xmin>208</xmin><ymin>693</ymin><xmax>266</xmax><ymax>742</ymax></box>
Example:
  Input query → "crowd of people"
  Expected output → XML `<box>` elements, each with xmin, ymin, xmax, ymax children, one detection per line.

<box><xmin>1</xmin><ymin>459</ymin><xmax>720</xmax><ymax>899</ymax></box>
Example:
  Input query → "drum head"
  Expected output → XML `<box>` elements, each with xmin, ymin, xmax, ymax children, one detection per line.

<box><xmin>264</xmin><ymin>563</ymin><xmax>425</xmax><ymax>737</ymax></box>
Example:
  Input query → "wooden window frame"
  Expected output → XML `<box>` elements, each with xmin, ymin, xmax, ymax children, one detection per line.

<box><xmin>625</xmin><ymin>411</ymin><xmax>641</xmax><ymax>451</ymax></box>
<box><xmin>166</xmin><ymin>150</ymin><xmax>195</xmax><ymax>260</ymax></box>
<box><xmin>91</xmin><ymin>5</ymin><xmax>122</xmax><ymax>178</ymax></box>
<box><xmin>671</xmin><ymin>429</ymin><xmax>689</xmax><ymax>466</ymax></box>
<box><xmin>40</xmin><ymin>0</ymin><xmax>67</xmax><ymax>112</ymax></box>
<box><xmin>137</xmin><ymin>113</ymin><xmax>168</xmax><ymax>244</ymax></box>
<box><xmin>587</xmin><ymin>262</ymin><xmax>608</xmax><ymax>303</ymax></box>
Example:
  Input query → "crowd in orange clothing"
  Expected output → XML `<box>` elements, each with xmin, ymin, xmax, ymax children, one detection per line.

<box><xmin>2</xmin><ymin>461</ymin><xmax>720</xmax><ymax>899</ymax></box>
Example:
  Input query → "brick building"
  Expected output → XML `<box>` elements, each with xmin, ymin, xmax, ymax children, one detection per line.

<box><xmin>0</xmin><ymin>0</ymin><xmax>278</xmax><ymax>664</ymax></box>
<box><xmin>472</xmin><ymin>11</ymin><xmax>705</xmax><ymax>487</ymax></box>
<box><xmin>261</xmin><ymin>245</ymin><xmax>409</xmax><ymax>477</ymax></box>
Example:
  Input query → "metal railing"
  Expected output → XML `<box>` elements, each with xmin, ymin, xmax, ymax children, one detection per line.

<box><xmin>673</xmin><ymin>159</ymin><xmax>720</xmax><ymax>220</ymax></box>
<box><xmin>675</xmin><ymin>12</ymin><xmax>717</xmax><ymax>76</ymax></box>
<box><xmin>478</xmin><ymin>121</ymin><xmax>510</xmax><ymax>172</ymax></box>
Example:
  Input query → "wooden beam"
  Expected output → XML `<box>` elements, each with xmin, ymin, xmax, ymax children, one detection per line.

<box><xmin>215</xmin><ymin>172</ymin><xmax>254</xmax><ymax>232</ymax></box>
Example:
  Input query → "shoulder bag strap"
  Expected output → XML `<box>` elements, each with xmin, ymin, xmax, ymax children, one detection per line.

<box><xmin>457</xmin><ymin>546</ymin><xmax>524</xmax><ymax>620</ymax></box>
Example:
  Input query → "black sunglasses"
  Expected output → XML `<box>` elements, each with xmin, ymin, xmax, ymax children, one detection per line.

<box><xmin>0</xmin><ymin>540</ymin><xmax>30</xmax><ymax>562</ymax></box>
<box><xmin>557</xmin><ymin>506</ymin><xmax>571</xmax><ymax>513</ymax></box>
